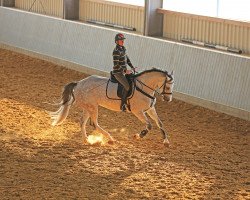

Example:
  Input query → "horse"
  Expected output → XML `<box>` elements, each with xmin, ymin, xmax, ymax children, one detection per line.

<box><xmin>49</xmin><ymin>68</ymin><xmax>174</xmax><ymax>146</ymax></box>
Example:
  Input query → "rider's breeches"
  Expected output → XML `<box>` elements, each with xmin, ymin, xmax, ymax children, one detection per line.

<box><xmin>113</xmin><ymin>72</ymin><xmax>129</xmax><ymax>91</ymax></box>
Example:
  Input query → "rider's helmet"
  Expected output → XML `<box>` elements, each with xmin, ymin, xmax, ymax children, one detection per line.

<box><xmin>115</xmin><ymin>33</ymin><xmax>126</xmax><ymax>43</ymax></box>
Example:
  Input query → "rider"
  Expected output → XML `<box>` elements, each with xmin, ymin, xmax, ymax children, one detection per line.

<box><xmin>112</xmin><ymin>33</ymin><xmax>135</xmax><ymax>111</ymax></box>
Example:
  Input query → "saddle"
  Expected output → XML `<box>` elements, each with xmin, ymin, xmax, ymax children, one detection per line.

<box><xmin>108</xmin><ymin>72</ymin><xmax>135</xmax><ymax>99</ymax></box>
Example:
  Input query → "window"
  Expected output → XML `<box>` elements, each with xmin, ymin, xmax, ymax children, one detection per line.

<box><xmin>107</xmin><ymin>0</ymin><xmax>250</xmax><ymax>21</ymax></box>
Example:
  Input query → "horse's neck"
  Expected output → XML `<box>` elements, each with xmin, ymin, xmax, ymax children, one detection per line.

<box><xmin>135</xmin><ymin>72</ymin><xmax>165</xmax><ymax>97</ymax></box>
<box><xmin>136</xmin><ymin>72</ymin><xmax>164</xmax><ymax>89</ymax></box>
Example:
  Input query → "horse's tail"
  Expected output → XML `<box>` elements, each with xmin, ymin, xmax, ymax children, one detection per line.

<box><xmin>50</xmin><ymin>82</ymin><xmax>77</xmax><ymax>126</ymax></box>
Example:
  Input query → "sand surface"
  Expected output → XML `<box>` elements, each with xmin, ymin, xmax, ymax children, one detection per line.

<box><xmin>0</xmin><ymin>48</ymin><xmax>249</xmax><ymax>199</ymax></box>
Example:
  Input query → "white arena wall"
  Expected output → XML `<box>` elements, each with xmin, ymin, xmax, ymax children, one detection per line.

<box><xmin>1</xmin><ymin>7</ymin><xmax>250</xmax><ymax>121</ymax></box>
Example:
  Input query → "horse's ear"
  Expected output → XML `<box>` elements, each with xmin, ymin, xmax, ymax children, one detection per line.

<box><xmin>166</xmin><ymin>70</ymin><xmax>174</xmax><ymax>76</ymax></box>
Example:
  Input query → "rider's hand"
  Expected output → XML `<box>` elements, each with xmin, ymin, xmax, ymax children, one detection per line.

<box><xmin>133</xmin><ymin>67</ymin><xmax>138</xmax><ymax>73</ymax></box>
<box><xmin>125</xmin><ymin>70</ymin><xmax>132</xmax><ymax>74</ymax></box>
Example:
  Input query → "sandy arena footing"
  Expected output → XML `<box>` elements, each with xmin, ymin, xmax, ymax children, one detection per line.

<box><xmin>0</xmin><ymin>48</ymin><xmax>249</xmax><ymax>199</ymax></box>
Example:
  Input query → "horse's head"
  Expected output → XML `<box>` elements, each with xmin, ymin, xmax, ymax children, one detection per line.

<box><xmin>159</xmin><ymin>71</ymin><xmax>174</xmax><ymax>102</ymax></box>
<box><xmin>134</xmin><ymin>68</ymin><xmax>174</xmax><ymax>102</ymax></box>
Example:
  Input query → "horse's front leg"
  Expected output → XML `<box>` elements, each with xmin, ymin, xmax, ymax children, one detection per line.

<box><xmin>146</xmin><ymin>107</ymin><xmax>170</xmax><ymax>147</ymax></box>
<box><xmin>80</xmin><ymin>109</ymin><xmax>89</xmax><ymax>143</ymax></box>
<box><xmin>133</xmin><ymin>111</ymin><xmax>152</xmax><ymax>139</ymax></box>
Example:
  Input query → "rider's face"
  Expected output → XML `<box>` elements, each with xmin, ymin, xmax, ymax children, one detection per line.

<box><xmin>117</xmin><ymin>40</ymin><xmax>124</xmax><ymax>46</ymax></box>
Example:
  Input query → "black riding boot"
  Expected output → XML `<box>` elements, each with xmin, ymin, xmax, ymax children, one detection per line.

<box><xmin>120</xmin><ymin>89</ymin><xmax>128</xmax><ymax>112</ymax></box>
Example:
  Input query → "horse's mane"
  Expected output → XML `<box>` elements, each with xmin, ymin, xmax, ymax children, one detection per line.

<box><xmin>133</xmin><ymin>68</ymin><xmax>167</xmax><ymax>78</ymax></box>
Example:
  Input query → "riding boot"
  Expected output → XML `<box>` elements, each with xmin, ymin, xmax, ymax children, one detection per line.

<box><xmin>120</xmin><ymin>89</ymin><xmax>128</xmax><ymax>112</ymax></box>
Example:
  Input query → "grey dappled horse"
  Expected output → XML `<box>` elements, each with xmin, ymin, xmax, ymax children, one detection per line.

<box><xmin>49</xmin><ymin>68</ymin><xmax>174</xmax><ymax>146</ymax></box>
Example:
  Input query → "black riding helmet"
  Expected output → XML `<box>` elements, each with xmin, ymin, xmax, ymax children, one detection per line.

<box><xmin>115</xmin><ymin>33</ymin><xmax>126</xmax><ymax>42</ymax></box>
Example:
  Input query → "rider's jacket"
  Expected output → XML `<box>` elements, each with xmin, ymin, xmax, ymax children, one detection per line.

<box><xmin>113</xmin><ymin>45</ymin><xmax>134</xmax><ymax>73</ymax></box>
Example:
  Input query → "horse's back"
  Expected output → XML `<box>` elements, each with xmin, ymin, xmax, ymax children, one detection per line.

<box><xmin>80</xmin><ymin>75</ymin><xmax>108</xmax><ymax>83</ymax></box>
<box><xmin>74</xmin><ymin>75</ymin><xmax>109</xmax><ymax>98</ymax></box>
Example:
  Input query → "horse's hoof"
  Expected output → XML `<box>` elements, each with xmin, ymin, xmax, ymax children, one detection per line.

<box><xmin>164</xmin><ymin>143</ymin><xmax>171</xmax><ymax>148</ymax></box>
<box><xmin>83</xmin><ymin>139</ymin><xmax>88</xmax><ymax>144</ymax></box>
<box><xmin>134</xmin><ymin>134</ymin><xmax>140</xmax><ymax>140</ymax></box>
<box><xmin>163</xmin><ymin>139</ymin><xmax>170</xmax><ymax>147</ymax></box>
<box><xmin>108</xmin><ymin>140</ymin><xmax>116</xmax><ymax>145</ymax></box>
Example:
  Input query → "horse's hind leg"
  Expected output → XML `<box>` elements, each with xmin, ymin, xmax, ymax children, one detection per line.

<box><xmin>146</xmin><ymin>107</ymin><xmax>170</xmax><ymax>147</ymax></box>
<box><xmin>89</xmin><ymin>106</ymin><xmax>115</xmax><ymax>143</ymax></box>
<box><xmin>132</xmin><ymin>111</ymin><xmax>152</xmax><ymax>138</ymax></box>
<box><xmin>80</xmin><ymin>109</ymin><xmax>90</xmax><ymax>143</ymax></box>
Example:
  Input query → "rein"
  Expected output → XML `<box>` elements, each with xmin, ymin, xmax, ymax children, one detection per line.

<box><xmin>135</xmin><ymin>79</ymin><xmax>157</xmax><ymax>100</ymax></box>
<box><xmin>135</xmin><ymin>83</ymin><xmax>156</xmax><ymax>100</ymax></box>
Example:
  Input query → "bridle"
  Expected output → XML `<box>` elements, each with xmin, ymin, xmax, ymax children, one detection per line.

<box><xmin>159</xmin><ymin>74</ymin><xmax>174</xmax><ymax>95</ymax></box>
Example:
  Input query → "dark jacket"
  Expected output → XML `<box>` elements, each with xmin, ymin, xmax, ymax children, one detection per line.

<box><xmin>113</xmin><ymin>45</ymin><xmax>134</xmax><ymax>73</ymax></box>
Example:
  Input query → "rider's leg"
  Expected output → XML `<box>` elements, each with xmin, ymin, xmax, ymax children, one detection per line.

<box><xmin>113</xmin><ymin>72</ymin><xmax>130</xmax><ymax>111</ymax></box>
<box><xmin>121</xmin><ymin>89</ymin><xmax>128</xmax><ymax>111</ymax></box>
